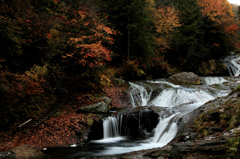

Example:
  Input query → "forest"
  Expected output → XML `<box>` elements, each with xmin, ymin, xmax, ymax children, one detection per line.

<box><xmin>0</xmin><ymin>0</ymin><xmax>240</xmax><ymax>149</ymax></box>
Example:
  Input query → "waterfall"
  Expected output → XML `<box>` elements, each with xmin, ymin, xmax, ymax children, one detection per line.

<box><xmin>151</xmin><ymin>114</ymin><xmax>178</xmax><ymax>143</ymax></box>
<box><xmin>224</xmin><ymin>55</ymin><xmax>240</xmax><ymax>76</ymax></box>
<box><xmin>45</xmin><ymin>56</ymin><xmax>240</xmax><ymax>158</ymax></box>
<box><xmin>97</xmin><ymin>73</ymin><xmax>233</xmax><ymax>157</ymax></box>
<box><xmin>103</xmin><ymin>116</ymin><xmax>122</xmax><ymax>138</ymax></box>
<box><xmin>129</xmin><ymin>82</ymin><xmax>153</xmax><ymax>106</ymax></box>
<box><xmin>127</xmin><ymin>80</ymin><xmax>228</xmax><ymax>145</ymax></box>
<box><xmin>149</xmin><ymin>88</ymin><xmax>214</xmax><ymax>107</ymax></box>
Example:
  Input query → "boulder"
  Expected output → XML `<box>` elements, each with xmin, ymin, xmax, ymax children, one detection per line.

<box><xmin>10</xmin><ymin>145</ymin><xmax>43</xmax><ymax>159</ymax></box>
<box><xmin>168</xmin><ymin>72</ymin><xmax>201</xmax><ymax>85</ymax></box>
<box><xmin>77</xmin><ymin>102</ymin><xmax>109</xmax><ymax>114</ymax></box>
<box><xmin>0</xmin><ymin>151</ymin><xmax>16</xmax><ymax>159</ymax></box>
<box><xmin>101</xmin><ymin>97</ymin><xmax>112</xmax><ymax>107</ymax></box>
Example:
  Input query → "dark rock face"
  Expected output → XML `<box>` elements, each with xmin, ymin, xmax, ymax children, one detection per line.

<box><xmin>120</xmin><ymin>109</ymin><xmax>159</xmax><ymax>138</ymax></box>
<box><xmin>0</xmin><ymin>151</ymin><xmax>16</xmax><ymax>159</ymax></box>
<box><xmin>168</xmin><ymin>72</ymin><xmax>201</xmax><ymax>85</ymax></box>
<box><xmin>87</xmin><ymin>120</ymin><xmax>104</xmax><ymax>141</ymax></box>
<box><xmin>77</xmin><ymin>102</ymin><xmax>109</xmax><ymax>114</ymax></box>
<box><xmin>87</xmin><ymin>106</ymin><xmax>159</xmax><ymax>140</ymax></box>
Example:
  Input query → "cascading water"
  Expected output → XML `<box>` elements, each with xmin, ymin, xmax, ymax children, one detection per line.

<box><xmin>203</xmin><ymin>77</ymin><xmax>227</xmax><ymax>85</ymax></box>
<box><xmin>99</xmin><ymin>78</ymin><xmax>230</xmax><ymax>156</ymax></box>
<box><xmin>224</xmin><ymin>55</ymin><xmax>240</xmax><ymax>76</ymax></box>
<box><xmin>149</xmin><ymin>88</ymin><xmax>214</xmax><ymax>107</ymax></box>
<box><xmin>43</xmin><ymin>56</ymin><xmax>240</xmax><ymax>159</ymax></box>
<box><xmin>129</xmin><ymin>82</ymin><xmax>153</xmax><ymax>106</ymax></box>
<box><xmin>103</xmin><ymin>116</ymin><xmax>122</xmax><ymax>138</ymax></box>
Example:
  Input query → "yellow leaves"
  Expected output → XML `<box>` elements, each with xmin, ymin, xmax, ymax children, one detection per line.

<box><xmin>154</xmin><ymin>5</ymin><xmax>181</xmax><ymax>51</ymax></box>
<box><xmin>155</xmin><ymin>6</ymin><xmax>181</xmax><ymax>34</ymax></box>
<box><xmin>100</xmin><ymin>74</ymin><xmax>112</xmax><ymax>87</ymax></box>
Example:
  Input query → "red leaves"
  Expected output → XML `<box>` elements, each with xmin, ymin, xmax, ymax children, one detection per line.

<box><xmin>46</xmin><ymin>33</ymin><xmax>51</xmax><ymax>39</ymax></box>
<box><xmin>0</xmin><ymin>111</ymin><xmax>102</xmax><ymax>151</ymax></box>
<box><xmin>62</xmin><ymin>8</ymin><xmax>116</xmax><ymax>68</ymax></box>
<box><xmin>226</xmin><ymin>24</ymin><xmax>240</xmax><ymax>34</ymax></box>
<box><xmin>104</xmin><ymin>85</ymin><xmax>131</xmax><ymax>110</ymax></box>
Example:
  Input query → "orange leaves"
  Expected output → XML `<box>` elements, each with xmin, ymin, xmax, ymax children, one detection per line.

<box><xmin>155</xmin><ymin>6</ymin><xmax>181</xmax><ymax>34</ymax></box>
<box><xmin>63</xmin><ymin>9</ymin><xmax>115</xmax><ymax>68</ymax></box>
<box><xmin>197</xmin><ymin>0</ymin><xmax>240</xmax><ymax>50</ymax></box>
<box><xmin>213</xmin><ymin>43</ymin><xmax>220</xmax><ymax>47</ymax></box>
<box><xmin>197</xmin><ymin>0</ymin><xmax>234</xmax><ymax>24</ymax></box>
<box><xmin>155</xmin><ymin>5</ymin><xmax>181</xmax><ymax>51</ymax></box>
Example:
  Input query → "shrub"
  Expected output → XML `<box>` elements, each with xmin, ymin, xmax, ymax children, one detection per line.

<box><xmin>0</xmin><ymin>64</ymin><xmax>54</xmax><ymax>130</ymax></box>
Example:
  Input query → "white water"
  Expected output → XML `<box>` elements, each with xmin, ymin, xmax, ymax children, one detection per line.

<box><xmin>203</xmin><ymin>77</ymin><xmax>227</xmax><ymax>85</ymax></box>
<box><xmin>146</xmin><ymin>80</ymin><xmax>181</xmax><ymax>88</ymax></box>
<box><xmin>129</xmin><ymin>82</ymin><xmax>152</xmax><ymax>106</ymax></box>
<box><xmin>224</xmin><ymin>55</ymin><xmax>240</xmax><ymax>76</ymax></box>
<box><xmin>98</xmin><ymin>77</ymin><xmax>232</xmax><ymax>156</ymax></box>
<box><xmin>151</xmin><ymin>114</ymin><xmax>179</xmax><ymax>143</ymax></box>
<box><xmin>97</xmin><ymin>56</ymin><xmax>240</xmax><ymax>156</ymax></box>
<box><xmin>103</xmin><ymin>116</ymin><xmax>122</xmax><ymax>138</ymax></box>
<box><xmin>149</xmin><ymin>88</ymin><xmax>214</xmax><ymax>107</ymax></box>
<box><xmin>44</xmin><ymin>56</ymin><xmax>240</xmax><ymax>158</ymax></box>
<box><xmin>90</xmin><ymin>137</ymin><xmax>127</xmax><ymax>144</ymax></box>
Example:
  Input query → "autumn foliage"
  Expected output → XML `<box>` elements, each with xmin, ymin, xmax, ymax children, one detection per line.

<box><xmin>197</xmin><ymin>0</ymin><xmax>234</xmax><ymax>24</ymax></box>
<box><xmin>0</xmin><ymin>111</ymin><xmax>102</xmax><ymax>151</ymax></box>
<box><xmin>0</xmin><ymin>65</ymin><xmax>54</xmax><ymax>130</ymax></box>
<box><xmin>197</xmin><ymin>0</ymin><xmax>240</xmax><ymax>50</ymax></box>
<box><xmin>62</xmin><ymin>10</ymin><xmax>116</xmax><ymax>68</ymax></box>
<box><xmin>0</xmin><ymin>0</ymin><xmax>240</xmax><ymax>152</ymax></box>
<box><xmin>155</xmin><ymin>5</ymin><xmax>181</xmax><ymax>52</ymax></box>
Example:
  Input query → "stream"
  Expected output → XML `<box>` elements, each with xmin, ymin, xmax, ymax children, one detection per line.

<box><xmin>44</xmin><ymin>55</ymin><xmax>240</xmax><ymax>159</ymax></box>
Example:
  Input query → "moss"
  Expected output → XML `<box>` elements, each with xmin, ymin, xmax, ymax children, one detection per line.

<box><xmin>233</xmin><ymin>86</ymin><xmax>240</xmax><ymax>93</ymax></box>
<box><xmin>227</xmin><ymin>136</ymin><xmax>240</xmax><ymax>158</ymax></box>
<box><xmin>86</xmin><ymin>114</ymin><xmax>94</xmax><ymax>126</ymax></box>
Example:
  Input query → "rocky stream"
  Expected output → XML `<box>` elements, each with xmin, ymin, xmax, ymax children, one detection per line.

<box><xmin>42</xmin><ymin>55</ymin><xmax>240</xmax><ymax>159</ymax></box>
<box><xmin>3</xmin><ymin>55</ymin><xmax>240</xmax><ymax>159</ymax></box>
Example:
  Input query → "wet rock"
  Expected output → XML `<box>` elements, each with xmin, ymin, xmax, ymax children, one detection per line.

<box><xmin>0</xmin><ymin>151</ymin><xmax>16</xmax><ymax>159</ymax></box>
<box><xmin>168</xmin><ymin>72</ymin><xmax>201</xmax><ymax>85</ymax></box>
<box><xmin>11</xmin><ymin>145</ymin><xmax>44</xmax><ymax>159</ymax></box>
<box><xmin>77</xmin><ymin>102</ymin><xmax>109</xmax><ymax>114</ymax></box>
<box><xmin>120</xmin><ymin>107</ymin><xmax>159</xmax><ymax>139</ymax></box>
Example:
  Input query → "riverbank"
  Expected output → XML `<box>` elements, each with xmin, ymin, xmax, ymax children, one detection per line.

<box><xmin>2</xmin><ymin>76</ymin><xmax>240</xmax><ymax>159</ymax></box>
<box><xmin>0</xmin><ymin>81</ymin><xmax>131</xmax><ymax>158</ymax></box>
